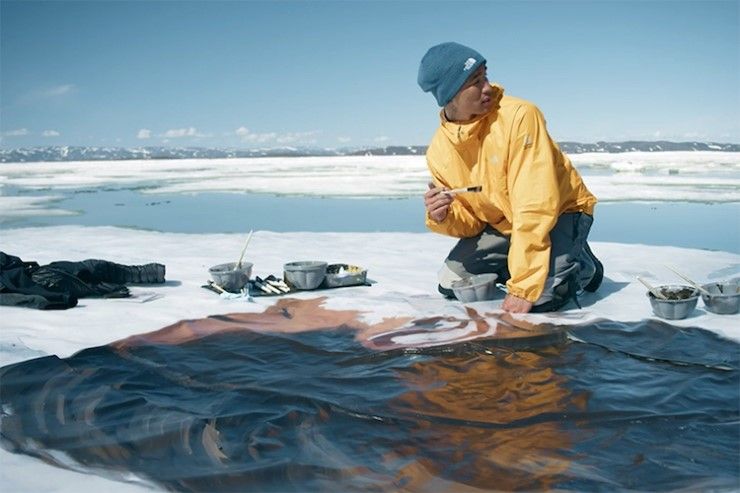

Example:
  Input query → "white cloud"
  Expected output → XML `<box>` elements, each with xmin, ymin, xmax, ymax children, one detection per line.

<box><xmin>652</xmin><ymin>131</ymin><xmax>662</xmax><ymax>139</ymax></box>
<box><xmin>276</xmin><ymin>131</ymin><xmax>319</xmax><ymax>145</ymax></box>
<box><xmin>17</xmin><ymin>84</ymin><xmax>77</xmax><ymax>105</ymax></box>
<box><xmin>161</xmin><ymin>127</ymin><xmax>206</xmax><ymax>138</ymax></box>
<box><xmin>374</xmin><ymin>136</ymin><xmax>390</xmax><ymax>143</ymax></box>
<box><xmin>235</xmin><ymin>126</ymin><xmax>251</xmax><ymax>137</ymax></box>
<box><xmin>41</xmin><ymin>84</ymin><xmax>75</xmax><ymax>98</ymax></box>
<box><xmin>235</xmin><ymin>127</ymin><xmax>319</xmax><ymax>145</ymax></box>
<box><xmin>337</xmin><ymin>137</ymin><xmax>352</xmax><ymax>143</ymax></box>
<box><xmin>137</xmin><ymin>129</ymin><xmax>152</xmax><ymax>139</ymax></box>
<box><xmin>3</xmin><ymin>128</ymin><xmax>29</xmax><ymax>137</ymax></box>
<box><xmin>235</xmin><ymin>126</ymin><xmax>276</xmax><ymax>143</ymax></box>
<box><xmin>42</xmin><ymin>130</ymin><xmax>60</xmax><ymax>137</ymax></box>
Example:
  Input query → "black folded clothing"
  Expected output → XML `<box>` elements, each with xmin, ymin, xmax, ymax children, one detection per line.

<box><xmin>0</xmin><ymin>252</ymin><xmax>166</xmax><ymax>310</ymax></box>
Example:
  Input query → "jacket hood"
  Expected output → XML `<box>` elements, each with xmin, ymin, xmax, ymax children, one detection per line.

<box><xmin>438</xmin><ymin>84</ymin><xmax>504</xmax><ymax>146</ymax></box>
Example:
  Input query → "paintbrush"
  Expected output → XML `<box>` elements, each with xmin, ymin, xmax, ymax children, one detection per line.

<box><xmin>637</xmin><ymin>276</ymin><xmax>669</xmax><ymax>300</ymax></box>
<box><xmin>234</xmin><ymin>230</ymin><xmax>254</xmax><ymax>270</ymax></box>
<box><xmin>442</xmin><ymin>185</ymin><xmax>482</xmax><ymax>196</ymax></box>
<box><xmin>266</xmin><ymin>279</ymin><xmax>291</xmax><ymax>293</ymax></box>
<box><xmin>208</xmin><ymin>281</ymin><xmax>227</xmax><ymax>294</ymax></box>
<box><xmin>664</xmin><ymin>265</ymin><xmax>712</xmax><ymax>297</ymax></box>
<box><xmin>255</xmin><ymin>277</ymin><xmax>282</xmax><ymax>295</ymax></box>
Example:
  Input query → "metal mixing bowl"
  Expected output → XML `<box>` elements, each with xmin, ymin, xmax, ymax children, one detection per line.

<box><xmin>209</xmin><ymin>262</ymin><xmax>253</xmax><ymax>293</ymax></box>
<box><xmin>283</xmin><ymin>261</ymin><xmax>328</xmax><ymax>290</ymax></box>
<box><xmin>451</xmin><ymin>273</ymin><xmax>499</xmax><ymax>303</ymax></box>
<box><xmin>324</xmin><ymin>264</ymin><xmax>367</xmax><ymax>288</ymax></box>
<box><xmin>700</xmin><ymin>281</ymin><xmax>740</xmax><ymax>315</ymax></box>
<box><xmin>647</xmin><ymin>284</ymin><xmax>699</xmax><ymax>320</ymax></box>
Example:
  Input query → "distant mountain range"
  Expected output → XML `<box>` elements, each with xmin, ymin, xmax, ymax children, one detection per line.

<box><xmin>1</xmin><ymin>141</ymin><xmax>738</xmax><ymax>163</ymax></box>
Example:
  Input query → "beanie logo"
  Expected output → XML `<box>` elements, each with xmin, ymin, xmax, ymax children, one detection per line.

<box><xmin>463</xmin><ymin>58</ymin><xmax>476</xmax><ymax>71</ymax></box>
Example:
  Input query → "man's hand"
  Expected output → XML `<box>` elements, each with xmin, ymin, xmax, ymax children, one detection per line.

<box><xmin>502</xmin><ymin>294</ymin><xmax>533</xmax><ymax>313</ymax></box>
<box><xmin>424</xmin><ymin>182</ymin><xmax>453</xmax><ymax>222</ymax></box>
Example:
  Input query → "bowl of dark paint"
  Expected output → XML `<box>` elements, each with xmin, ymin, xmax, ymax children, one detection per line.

<box><xmin>647</xmin><ymin>284</ymin><xmax>699</xmax><ymax>320</ymax></box>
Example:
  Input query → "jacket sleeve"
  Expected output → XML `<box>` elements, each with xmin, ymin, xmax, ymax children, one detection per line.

<box><xmin>424</xmin><ymin>167</ymin><xmax>486</xmax><ymax>238</ymax></box>
<box><xmin>504</xmin><ymin>104</ymin><xmax>561</xmax><ymax>302</ymax></box>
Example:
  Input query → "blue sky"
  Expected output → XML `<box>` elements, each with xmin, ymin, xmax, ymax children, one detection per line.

<box><xmin>1</xmin><ymin>0</ymin><xmax>738</xmax><ymax>149</ymax></box>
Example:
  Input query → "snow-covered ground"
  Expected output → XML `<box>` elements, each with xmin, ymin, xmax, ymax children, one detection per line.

<box><xmin>1</xmin><ymin>151</ymin><xmax>739</xmax><ymax>491</ymax></box>
<box><xmin>1</xmin><ymin>226</ymin><xmax>739</xmax><ymax>491</ymax></box>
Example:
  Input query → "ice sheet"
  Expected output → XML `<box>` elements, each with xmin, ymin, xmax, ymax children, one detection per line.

<box><xmin>1</xmin><ymin>153</ymin><xmax>738</xmax><ymax>220</ymax></box>
<box><xmin>0</xmin><ymin>195</ymin><xmax>76</xmax><ymax>217</ymax></box>
<box><xmin>1</xmin><ymin>225</ymin><xmax>739</xmax><ymax>492</ymax></box>
<box><xmin>2</xmin><ymin>226</ymin><xmax>737</xmax><ymax>365</ymax></box>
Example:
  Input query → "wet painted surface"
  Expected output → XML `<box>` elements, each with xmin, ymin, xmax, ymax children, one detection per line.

<box><xmin>1</xmin><ymin>299</ymin><xmax>738</xmax><ymax>491</ymax></box>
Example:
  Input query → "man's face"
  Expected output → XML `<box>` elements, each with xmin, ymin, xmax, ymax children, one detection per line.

<box><xmin>449</xmin><ymin>65</ymin><xmax>494</xmax><ymax>119</ymax></box>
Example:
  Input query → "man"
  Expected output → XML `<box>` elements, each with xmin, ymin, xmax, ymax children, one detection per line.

<box><xmin>418</xmin><ymin>42</ymin><xmax>603</xmax><ymax>313</ymax></box>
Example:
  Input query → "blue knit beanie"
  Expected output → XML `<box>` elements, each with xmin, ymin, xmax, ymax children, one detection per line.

<box><xmin>417</xmin><ymin>42</ymin><xmax>487</xmax><ymax>107</ymax></box>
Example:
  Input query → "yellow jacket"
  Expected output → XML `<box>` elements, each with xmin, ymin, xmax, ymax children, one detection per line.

<box><xmin>425</xmin><ymin>84</ymin><xmax>597</xmax><ymax>302</ymax></box>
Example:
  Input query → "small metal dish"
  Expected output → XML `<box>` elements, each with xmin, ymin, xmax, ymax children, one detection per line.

<box><xmin>647</xmin><ymin>284</ymin><xmax>699</xmax><ymax>320</ymax></box>
<box><xmin>700</xmin><ymin>281</ymin><xmax>740</xmax><ymax>315</ymax></box>
<box><xmin>324</xmin><ymin>264</ymin><xmax>367</xmax><ymax>288</ymax></box>
<box><xmin>451</xmin><ymin>273</ymin><xmax>499</xmax><ymax>303</ymax></box>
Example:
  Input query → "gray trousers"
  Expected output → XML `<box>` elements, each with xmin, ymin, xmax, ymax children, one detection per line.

<box><xmin>439</xmin><ymin>212</ymin><xmax>598</xmax><ymax>309</ymax></box>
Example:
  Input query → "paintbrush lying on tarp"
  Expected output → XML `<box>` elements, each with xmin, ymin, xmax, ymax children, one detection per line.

<box><xmin>442</xmin><ymin>185</ymin><xmax>482</xmax><ymax>196</ymax></box>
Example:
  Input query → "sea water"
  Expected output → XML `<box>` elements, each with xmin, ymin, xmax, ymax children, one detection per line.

<box><xmin>2</xmin><ymin>188</ymin><xmax>739</xmax><ymax>252</ymax></box>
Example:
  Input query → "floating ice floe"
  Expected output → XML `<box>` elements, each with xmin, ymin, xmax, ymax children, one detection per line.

<box><xmin>0</xmin><ymin>153</ymin><xmax>738</xmax><ymax>212</ymax></box>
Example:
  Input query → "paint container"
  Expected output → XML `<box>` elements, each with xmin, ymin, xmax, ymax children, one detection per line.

<box><xmin>209</xmin><ymin>262</ymin><xmax>253</xmax><ymax>293</ymax></box>
<box><xmin>700</xmin><ymin>281</ymin><xmax>740</xmax><ymax>315</ymax></box>
<box><xmin>647</xmin><ymin>284</ymin><xmax>699</xmax><ymax>320</ymax></box>
<box><xmin>283</xmin><ymin>261</ymin><xmax>328</xmax><ymax>290</ymax></box>
<box><xmin>324</xmin><ymin>264</ymin><xmax>367</xmax><ymax>288</ymax></box>
<box><xmin>451</xmin><ymin>273</ymin><xmax>499</xmax><ymax>303</ymax></box>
